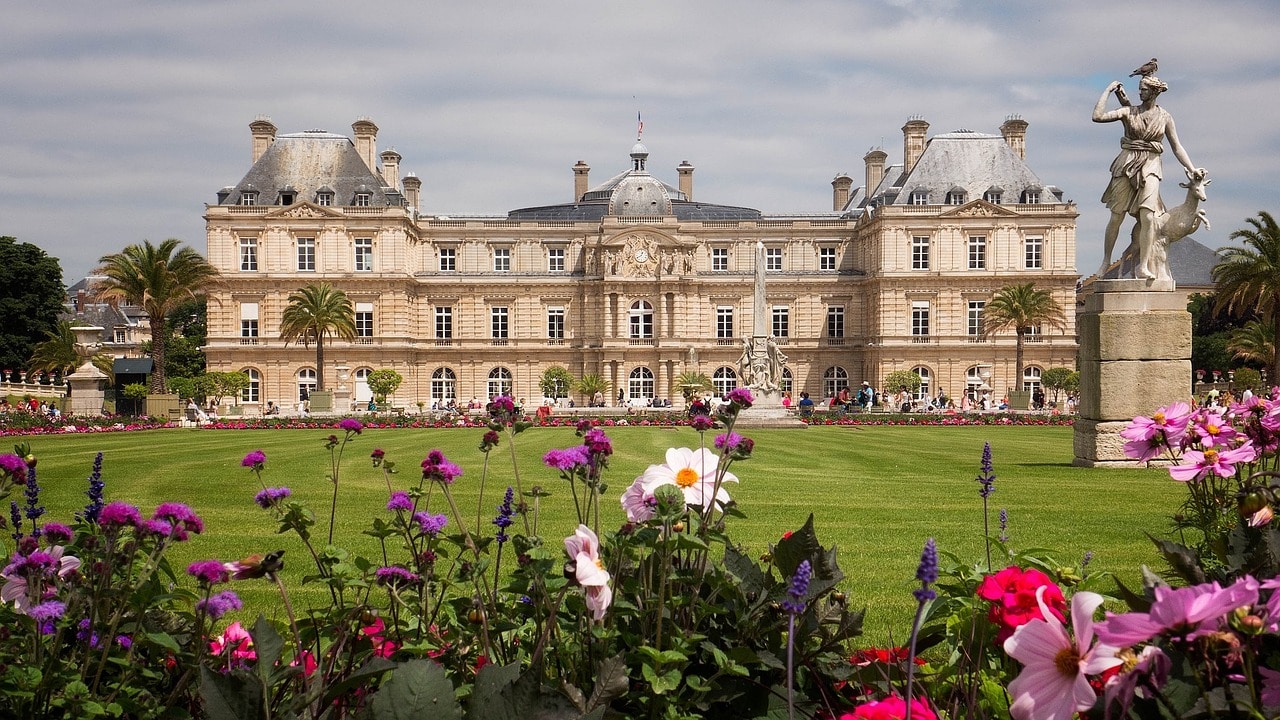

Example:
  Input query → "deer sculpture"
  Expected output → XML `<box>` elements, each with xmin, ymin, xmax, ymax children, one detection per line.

<box><xmin>1119</xmin><ymin>168</ymin><xmax>1210</xmax><ymax>281</ymax></box>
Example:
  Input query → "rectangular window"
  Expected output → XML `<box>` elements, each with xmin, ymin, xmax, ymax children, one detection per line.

<box><xmin>297</xmin><ymin>238</ymin><xmax>315</xmax><ymax>271</ymax></box>
<box><xmin>239</xmin><ymin>238</ymin><xmax>258</xmax><ymax>271</ymax></box>
<box><xmin>240</xmin><ymin>319</ymin><xmax>258</xmax><ymax>339</ymax></box>
<box><xmin>911</xmin><ymin>301</ymin><xmax>930</xmax><ymax>337</ymax></box>
<box><xmin>112</xmin><ymin>329</ymin><xmax>126</xmax><ymax>344</ymax></box>
<box><xmin>434</xmin><ymin>306</ymin><xmax>452</xmax><ymax>339</ymax></box>
<box><xmin>1025</xmin><ymin>235</ymin><xmax>1043</xmax><ymax>269</ymax></box>
<box><xmin>494</xmin><ymin>247</ymin><xmax>511</xmax><ymax>272</ymax></box>
<box><xmin>354</xmin><ymin>193</ymin><xmax>371</xmax><ymax>207</ymax></box>
<box><xmin>316</xmin><ymin>192</ymin><xmax>333</xmax><ymax>207</ymax></box>
<box><xmin>491</xmin><ymin>307</ymin><xmax>509</xmax><ymax>339</ymax></box>
<box><xmin>819</xmin><ymin>247</ymin><xmax>836</xmax><ymax>271</ymax></box>
<box><xmin>827</xmin><ymin>306</ymin><xmax>845</xmax><ymax>338</ymax></box>
<box><xmin>968</xmin><ymin>236</ymin><xmax>987</xmax><ymax>270</ymax></box>
<box><xmin>711</xmin><ymin>247</ymin><xmax>728</xmax><ymax>272</ymax></box>
<box><xmin>547</xmin><ymin>306</ymin><xmax>565</xmax><ymax>339</ymax></box>
<box><xmin>771</xmin><ymin>306</ymin><xmax>789</xmax><ymax>338</ymax></box>
<box><xmin>439</xmin><ymin>247</ymin><xmax>456</xmax><ymax>272</ymax></box>
<box><xmin>912</xmin><ymin>236</ymin><xmax>929</xmax><ymax>270</ymax></box>
<box><xmin>765</xmin><ymin>247</ymin><xmax>783</xmax><ymax>272</ymax></box>
<box><xmin>984</xmin><ymin>190</ymin><xmax>1002</xmax><ymax>204</ymax></box>
<box><xmin>239</xmin><ymin>192</ymin><xmax>256</xmax><ymax>206</ymax></box>
<box><xmin>354</xmin><ymin>238</ymin><xmax>372</xmax><ymax>271</ymax></box>
<box><xmin>968</xmin><ymin>300</ymin><xmax>986</xmax><ymax>336</ymax></box>
<box><xmin>716</xmin><ymin>306</ymin><xmax>734</xmax><ymax>339</ymax></box>
<box><xmin>355</xmin><ymin>302</ymin><xmax>374</xmax><ymax>338</ymax></box>
<box><xmin>240</xmin><ymin>302</ymin><xmax>259</xmax><ymax>343</ymax></box>
<box><xmin>547</xmin><ymin>247</ymin><xmax>565</xmax><ymax>272</ymax></box>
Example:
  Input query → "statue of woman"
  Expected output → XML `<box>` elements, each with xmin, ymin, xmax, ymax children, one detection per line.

<box><xmin>1093</xmin><ymin>75</ymin><xmax>1203</xmax><ymax>280</ymax></box>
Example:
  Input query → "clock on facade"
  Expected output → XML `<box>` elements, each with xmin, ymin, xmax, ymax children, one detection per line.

<box><xmin>634</xmin><ymin>249</ymin><xmax>649</xmax><ymax>263</ymax></box>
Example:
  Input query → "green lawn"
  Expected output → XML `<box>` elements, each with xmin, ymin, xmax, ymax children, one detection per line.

<box><xmin>14</xmin><ymin>424</ymin><xmax>1181</xmax><ymax>644</ymax></box>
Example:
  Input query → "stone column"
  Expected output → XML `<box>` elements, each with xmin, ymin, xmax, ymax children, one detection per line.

<box><xmin>1073</xmin><ymin>280</ymin><xmax>1190</xmax><ymax>466</ymax></box>
<box><xmin>68</xmin><ymin>326</ymin><xmax>107</xmax><ymax>417</ymax></box>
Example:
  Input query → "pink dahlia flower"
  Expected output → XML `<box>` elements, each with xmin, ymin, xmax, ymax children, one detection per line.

<box><xmin>564</xmin><ymin>524</ymin><xmax>612</xmax><ymax>621</ymax></box>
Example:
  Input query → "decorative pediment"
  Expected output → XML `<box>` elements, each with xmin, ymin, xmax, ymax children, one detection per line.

<box><xmin>598</xmin><ymin>231</ymin><xmax>696</xmax><ymax>277</ymax></box>
<box><xmin>264</xmin><ymin>202</ymin><xmax>344</xmax><ymax>220</ymax></box>
<box><xmin>938</xmin><ymin>200</ymin><xmax>1019</xmax><ymax>219</ymax></box>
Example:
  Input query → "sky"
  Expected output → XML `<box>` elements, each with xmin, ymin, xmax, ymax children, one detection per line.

<box><xmin>3</xmin><ymin>0</ymin><xmax>1278</xmax><ymax>283</ymax></box>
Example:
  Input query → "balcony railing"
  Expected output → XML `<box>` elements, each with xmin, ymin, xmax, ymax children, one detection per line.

<box><xmin>239</xmin><ymin>337</ymin><xmax>260</xmax><ymax>346</ymax></box>
<box><xmin>628</xmin><ymin>338</ymin><xmax>655</xmax><ymax>346</ymax></box>
<box><xmin>716</xmin><ymin>338</ymin><xmax>736</xmax><ymax>346</ymax></box>
<box><xmin>825</xmin><ymin>338</ymin><xmax>846</xmax><ymax>347</ymax></box>
<box><xmin>490</xmin><ymin>339</ymin><xmax>509</xmax><ymax>346</ymax></box>
<box><xmin>435</xmin><ymin>338</ymin><xmax>453</xmax><ymax>347</ymax></box>
<box><xmin>547</xmin><ymin>338</ymin><xmax>565</xmax><ymax>346</ymax></box>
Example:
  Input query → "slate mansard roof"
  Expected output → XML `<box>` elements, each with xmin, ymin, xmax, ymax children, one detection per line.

<box><xmin>217</xmin><ymin>131</ymin><xmax>402</xmax><ymax>207</ymax></box>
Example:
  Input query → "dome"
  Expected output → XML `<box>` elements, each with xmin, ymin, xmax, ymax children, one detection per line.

<box><xmin>608</xmin><ymin>175</ymin><xmax>672</xmax><ymax>216</ymax></box>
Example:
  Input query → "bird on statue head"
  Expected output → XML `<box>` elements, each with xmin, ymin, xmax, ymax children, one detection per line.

<box><xmin>1129</xmin><ymin>58</ymin><xmax>1158</xmax><ymax>77</ymax></box>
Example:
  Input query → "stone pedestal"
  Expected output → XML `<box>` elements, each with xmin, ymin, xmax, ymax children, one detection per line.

<box><xmin>735</xmin><ymin>388</ymin><xmax>806</xmax><ymax>429</ymax></box>
<box><xmin>68</xmin><ymin>325</ymin><xmax>108</xmax><ymax>417</ymax></box>
<box><xmin>1073</xmin><ymin>280</ymin><xmax>1190</xmax><ymax>466</ymax></box>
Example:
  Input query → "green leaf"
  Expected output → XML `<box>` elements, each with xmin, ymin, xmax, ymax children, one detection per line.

<box><xmin>641</xmin><ymin>664</ymin><xmax>682</xmax><ymax>695</ymax></box>
<box><xmin>723</xmin><ymin>544</ymin><xmax>769</xmax><ymax>597</ymax></box>
<box><xmin>367</xmin><ymin>659</ymin><xmax>462</xmax><ymax>720</ymax></box>
<box><xmin>199</xmin><ymin>665</ymin><xmax>265</xmax><ymax>720</ymax></box>
<box><xmin>145</xmin><ymin>631</ymin><xmax>181</xmax><ymax>653</ymax></box>
<box><xmin>773</xmin><ymin>514</ymin><xmax>821</xmax><ymax>578</ymax></box>
<box><xmin>249</xmin><ymin>615</ymin><xmax>284</xmax><ymax>688</ymax></box>
<box><xmin>319</xmin><ymin>657</ymin><xmax>395</xmax><ymax>707</ymax></box>
<box><xmin>469</xmin><ymin>660</ymin><xmax>522</xmax><ymax>716</ymax></box>
<box><xmin>585</xmin><ymin>653</ymin><xmax>629</xmax><ymax>711</ymax></box>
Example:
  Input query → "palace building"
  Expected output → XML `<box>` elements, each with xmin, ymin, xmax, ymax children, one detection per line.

<box><xmin>203</xmin><ymin>116</ymin><xmax>1078</xmax><ymax>410</ymax></box>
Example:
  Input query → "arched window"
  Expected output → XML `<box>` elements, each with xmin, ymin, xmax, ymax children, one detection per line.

<box><xmin>354</xmin><ymin>367</ymin><xmax>373</xmax><ymax>403</ymax></box>
<box><xmin>629</xmin><ymin>300</ymin><xmax>654</xmax><ymax>339</ymax></box>
<box><xmin>297</xmin><ymin>369</ymin><xmax>316</xmax><ymax>403</ymax></box>
<box><xmin>712</xmin><ymin>366</ymin><xmax>737</xmax><ymax>397</ymax></box>
<box><xmin>629</xmin><ymin>367</ymin><xmax>654</xmax><ymax>401</ymax></box>
<box><xmin>431</xmin><ymin>367</ymin><xmax>457</xmax><ymax>403</ymax></box>
<box><xmin>1022</xmin><ymin>366</ymin><xmax>1043</xmax><ymax>393</ymax></box>
<box><xmin>823</xmin><ymin>366</ymin><xmax>849</xmax><ymax>399</ymax></box>
<box><xmin>240</xmin><ymin>368</ymin><xmax>260</xmax><ymax>403</ymax></box>
<box><xmin>911</xmin><ymin>366</ymin><xmax>932</xmax><ymax>401</ymax></box>
<box><xmin>781</xmin><ymin>367</ymin><xmax>793</xmax><ymax>395</ymax></box>
<box><xmin>965</xmin><ymin>365</ymin><xmax>986</xmax><ymax>401</ymax></box>
<box><xmin>488</xmin><ymin>367</ymin><xmax>513</xmax><ymax>399</ymax></box>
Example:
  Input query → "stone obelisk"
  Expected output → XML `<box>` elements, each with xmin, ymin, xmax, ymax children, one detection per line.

<box><xmin>735</xmin><ymin>242</ymin><xmax>802</xmax><ymax>427</ymax></box>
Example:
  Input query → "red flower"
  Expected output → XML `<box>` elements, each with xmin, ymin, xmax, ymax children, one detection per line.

<box><xmin>976</xmin><ymin>566</ymin><xmax>1066</xmax><ymax>643</ymax></box>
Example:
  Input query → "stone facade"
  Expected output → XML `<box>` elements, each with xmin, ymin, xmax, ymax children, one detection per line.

<box><xmin>204</xmin><ymin>117</ymin><xmax>1077</xmax><ymax>411</ymax></box>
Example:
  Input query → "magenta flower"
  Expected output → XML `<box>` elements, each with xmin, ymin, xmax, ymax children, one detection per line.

<box><xmin>41</xmin><ymin>523</ymin><xmax>73</xmax><ymax>544</ymax></box>
<box><xmin>1121</xmin><ymin>402</ymin><xmax>1192</xmax><ymax>461</ymax></box>
<box><xmin>187</xmin><ymin>559</ymin><xmax>230</xmax><ymax>586</ymax></box>
<box><xmin>412</xmin><ymin>512</ymin><xmax>448</xmax><ymax>536</ymax></box>
<box><xmin>1004</xmin><ymin>587</ymin><xmax>1122</xmax><ymax>720</ymax></box>
<box><xmin>1167</xmin><ymin>441</ymin><xmax>1256</xmax><ymax>482</ymax></box>
<box><xmin>725</xmin><ymin>387</ymin><xmax>754</xmax><ymax>407</ymax></box>
<box><xmin>254</xmin><ymin>487</ymin><xmax>292</xmax><ymax>509</ymax></box>
<box><xmin>1094</xmin><ymin>576</ymin><xmax>1259</xmax><ymax>646</ymax></box>
<box><xmin>1190</xmin><ymin>411</ymin><xmax>1238</xmax><ymax>448</ymax></box>
<box><xmin>421</xmin><ymin>450</ymin><xmax>462</xmax><ymax>484</ymax></box>
<box><xmin>620</xmin><ymin>477</ymin><xmax>655</xmax><ymax>523</ymax></box>
<box><xmin>690</xmin><ymin>414</ymin><xmax>716</xmax><ymax>432</ymax></box>
<box><xmin>375</xmin><ymin>566</ymin><xmax>421</xmax><ymax>587</ymax></box>
<box><xmin>241</xmin><ymin>450</ymin><xmax>266</xmax><ymax>469</ymax></box>
<box><xmin>339</xmin><ymin>418</ymin><xmax>363</xmax><ymax>434</ymax></box>
<box><xmin>543</xmin><ymin>446</ymin><xmax>590</xmax><ymax>472</ymax></box>
<box><xmin>386</xmin><ymin>491</ymin><xmax>413</xmax><ymax>511</ymax></box>
<box><xmin>1102</xmin><ymin>645</ymin><xmax>1170</xmax><ymax>719</ymax></box>
<box><xmin>197</xmin><ymin>590</ymin><xmax>242</xmax><ymax>620</ymax></box>
<box><xmin>0</xmin><ymin>454</ymin><xmax>27</xmax><ymax>483</ymax></box>
<box><xmin>153</xmin><ymin>502</ymin><xmax>204</xmax><ymax>539</ymax></box>
<box><xmin>98</xmin><ymin>501</ymin><xmax>141</xmax><ymax>528</ymax></box>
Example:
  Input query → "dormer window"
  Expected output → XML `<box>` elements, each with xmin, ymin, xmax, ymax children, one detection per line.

<box><xmin>984</xmin><ymin>187</ymin><xmax>1003</xmax><ymax>204</ymax></box>
<box><xmin>1021</xmin><ymin>188</ymin><xmax>1041</xmax><ymax>204</ymax></box>
<box><xmin>278</xmin><ymin>186</ymin><xmax>296</xmax><ymax>205</ymax></box>
<box><xmin>945</xmin><ymin>187</ymin><xmax>966</xmax><ymax>205</ymax></box>
<box><xmin>316</xmin><ymin>192</ymin><xmax>333</xmax><ymax>206</ymax></box>
<box><xmin>239</xmin><ymin>191</ymin><xmax>257</xmax><ymax>206</ymax></box>
<box><xmin>354</xmin><ymin>193</ymin><xmax>371</xmax><ymax>207</ymax></box>
<box><xmin>909</xmin><ymin>189</ymin><xmax>929</xmax><ymax>205</ymax></box>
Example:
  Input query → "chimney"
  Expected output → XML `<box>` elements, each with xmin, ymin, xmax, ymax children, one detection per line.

<box><xmin>863</xmin><ymin>148</ymin><xmax>888</xmax><ymax>199</ymax></box>
<box><xmin>831</xmin><ymin>174</ymin><xmax>853</xmax><ymax>211</ymax></box>
<box><xmin>352</xmin><ymin>118</ymin><xmax>379</xmax><ymax>173</ymax></box>
<box><xmin>380</xmin><ymin>149</ymin><xmax>402</xmax><ymax>191</ymax></box>
<box><xmin>402</xmin><ymin>173</ymin><xmax>421</xmax><ymax>212</ymax></box>
<box><xmin>902</xmin><ymin>117</ymin><xmax>930</xmax><ymax>174</ymax></box>
<box><xmin>677</xmin><ymin>160</ymin><xmax>694</xmax><ymax>200</ymax></box>
<box><xmin>1000</xmin><ymin>115</ymin><xmax>1029</xmax><ymax>160</ymax></box>
<box><xmin>573</xmin><ymin>160</ymin><xmax>590</xmax><ymax>201</ymax></box>
<box><xmin>249</xmin><ymin>116</ymin><xmax>277</xmax><ymax>164</ymax></box>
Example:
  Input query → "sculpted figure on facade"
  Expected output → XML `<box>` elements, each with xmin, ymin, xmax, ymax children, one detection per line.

<box><xmin>1093</xmin><ymin>70</ymin><xmax>1205</xmax><ymax>281</ymax></box>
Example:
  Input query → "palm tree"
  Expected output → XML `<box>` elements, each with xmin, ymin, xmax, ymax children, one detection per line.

<box><xmin>1213</xmin><ymin>211</ymin><xmax>1280</xmax><ymax>383</ymax></box>
<box><xmin>1226</xmin><ymin>320</ymin><xmax>1275</xmax><ymax>369</ymax></box>
<box><xmin>279</xmin><ymin>283</ymin><xmax>355</xmax><ymax>391</ymax></box>
<box><xmin>982</xmin><ymin>283</ymin><xmax>1067</xmax><ymax>391</ymax></box>
<box><xmin>93</xmin><ymin>239</ymin><xmax>220</xmax><ymax>393</ymax></box>
<box><xmin>28</xmin><ymin>320</ymin><xmax>115</xmax><ymax>380</ymax></box>
<box><xmin>675</xmin><ymin>371</ymin><xmax>713</xmax><ymax>401</ymax></box>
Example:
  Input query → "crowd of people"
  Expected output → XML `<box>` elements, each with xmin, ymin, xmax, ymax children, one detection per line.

<box><xmin>0</xmin><ymin>396</ymin><xmax>62</xmax><ymax>418</ymax></box>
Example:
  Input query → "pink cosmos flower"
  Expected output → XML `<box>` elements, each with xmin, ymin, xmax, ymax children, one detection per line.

<box><xmin>1190</xmin><ymin>411</ymin><xmax>1238</xmax><ymax>448</ymax></box>
<box><xmin>1103</xmin><ymin>645</ymin><xmax>1170</xmax><ymax>720</ymax></box>
<box><xmin>1094</xmin><ymin>576</ymin><xmax>1259</xmax><ymax>646</ymax></box>
<box><xmin>1167</xmin><ymin>441</ymin><xmax>1256</xmax><ymax>482</ymax></box>
<box><xmin>634</xmin><ymin>447</ymin><xmax>738</xmax><ymax>511</ymax></box>
<box><xmin>564</xmin><ymin>524</ymin><xmax>612</xmax><ymax>621</ymax></box>
<box><xmin>0</xmin><ymin>546</ymin><xmax>80</xmax><ymax>613</ymax></box>
<box><xmin>1121</xmin><ymin>402</ymin><xmax>1192</xmax><ymax>461</ymax></box>
<box><xmin>620</xmin><ymin>477</ymin><xmax>655</xmax><ymax>523</ymax></box>
<box><xmin>1004</xmin><ymin>587</ymin><xmax>1123</xmax><ymax>720</ymax></box>
<box><xmin>209</xmin><ymin>621</ymin><xmax>256</xmax><ymax>663</ymax></box>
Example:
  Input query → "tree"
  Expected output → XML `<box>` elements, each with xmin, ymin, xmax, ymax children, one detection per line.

<box><xmin>93</xmin><ymin>239</ymin><xmax>220</xmax><ymax>394</ymax></box>
<box><xmin>883</xmin><ymin>369</ymin><xmax>922</xmax><ymax>394</ymax></box>
<box><xmin>27</xmin><ymin>320</ymin><xmax>114</xmax><ymax>380</ymax></box>
<box><xmin>575</xmin><ymin>374</ymin><xmax>612</xmax><ymax>404</ymax></box>
<box><xmin>278</xmin><ymin>283</ymin><xmax>355</xmax><ymax>391</ymax></box>
<box><xmin>538</xmin><ymin>366</ymin><xmax>574</xmax><ymax>400</ymax></box>
<box><xmin>367</xmin><ymin>369</ymin><xmax>404</xmax><ymax>406</ymax></box>
<box><xmin>202</xmin><ymin>371</ymin><xmax>250</xmax><ymax>408</ymax></box>
<box><xmin>156</xmin><ymin>297</ymin><xmax>208</xmax><ymax>380</ymax></box>
<box><xmin>1214</xmin><ymin>211</ymin><xmax>1280</xmax><ymax>382</ymax></box>
<box><xmin>675</xmin><ymin>371</ymin><xmax>713</xmax><ymax>401</ymax></box>
<box><xmin>0</xmin><ymin>237</ymin><xmax>66</xmax><ymax>373</ymax></box>
<box><xmin>982</xmin><ymin>283</ymin><xmax>1067</xmax><ymax>392</ymax></box>
<box><xmin>1040</xmin><ymin>367</ymin><xmax>1075</xmax><ymax>404</ymax></box>
<box><xmin>1226</xmin><ymin>320</ymin><xmax>1274</xmax><ymax>369</ymax></box>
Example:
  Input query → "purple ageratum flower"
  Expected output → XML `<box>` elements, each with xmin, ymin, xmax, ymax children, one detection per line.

<box><xmin>479</xmin><ymin>430</ymin><xmax>501</xmax><ymax>452</ymax></box>
<box><xmin>583</xmin><ymin>429</ymin><xmax>613</xmax><ymax>457</ymax></box>
<box><xmin>544</xmin><ymin>446</ymin><xmax>590</xmax><ymax>472</ymax></box>
<box><xmin>489</xmin><ymin>396</ymin><xmax>516</xmax><ymax>415</ymax></box>
<box><xmin>714</xmin><ymin>432</ymin><xmax>754</xmax><ymax>458</ymax></box>
<box><xmin>574</xmin><ymin>419</ymin><xmax>595</xmax><ymax>435</ymax></box>
<box><xmin>914</xmin><ymin>538</ymin><xmax>938</xmax><ymax>603</ymax></box>
<box><xmin>153</xmin><ymin>502</ymin><xmax>204</xmax><ymax>538</ymax></box>
<box><xmin>241</xmin><ymin>450</ymin><xmax>266</xmax><ymax>469</ymax></box>
<box><xmin>0</xmin><ymin>453</ymin><xmax>27</xmax><ymax>483</ymax></box>
<box><xmin>725</xmin><ymin>387</ymin><xmax>754</xmax><ymax>408</ymax></box>
<box><xmin>188</xmin><ymin>559</ymin><xmax>230</xmax><ymax>586</ymax></box>
<box><xmin>77</xmin><ymin>618</ymin><xmax>100</xmax><ymax>648</ymax></box>
<box><xmin>254</xmin><ymin>487</ymin><xmax>292</xmax><ymax>509</ymax></box>
<box><xmin>493</xmin><ymin>486</ymin><xmax>515</xmax><ymax>543</ymax></box>
<box><xmin>339</xmin><ymin>418</ymin><xmax>363</xmax><ymax>434</ymax></box>
<box><xmin>42</xmin><ymin>523</ymin><xmax>73</xmax><ymax>545</ymax></box>
<box><xmin>782</xmin><ymin>560</ymin><xmax>812</xmax><ymax>614</ymax></box>
<box><xmin>116</xmin><ymin>635</ymin><xmax>132</xmax><ymax>649</ymax></box>
<box><xmin>139</xmin><ymin>518</ymin><xmax>174</xmax><ymax>539</ymax></box>
<box><xmin>98</xmin><ymin>501</ymin><xmax>141</xmax><ymax>529</ymax></box>
<box><xmin>976</xmin><ymin>442</ymin><xmax>996</xmax><ymax>498</ymax></box>
<box><xmin>375</xmin><ymin>565</ymin><xmax>422</xmax><ymax>587</ymax></box>
<box><xmin>421</xmin><ymin>450</ymin><xmax>462</xmax><ymax>484</ymax></box>
<box><xmin>412</xmin><ymin>512</ymin><xmax>448</xmax><ymax>536</ymax></box>
<box><xmin>196</xmin><ymin>590</ymin><xmax>243</xmax><ymax>620</ymax></box>
<box><xmin>690</xmin><ymin>414</ymin><xmax>716</xmax><ymax>432</ymax></box>
<box><xmin>29</xmin><ymin>599</ymin><xmax>66</xmax><ymax>623</ymax></box>
<box><xmin>386</xmin><ymin>491</ymin><xmax>413</xmax><ymax>512</ymax></box>
<box><xmin>80</xmin><ymin>452</ymin><xmax>105</xmax><ymax>524</ymax></box>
